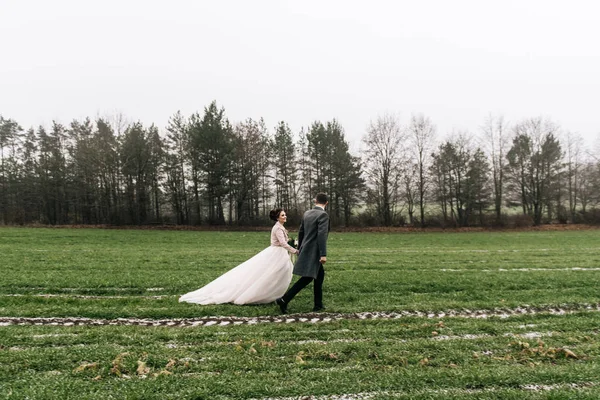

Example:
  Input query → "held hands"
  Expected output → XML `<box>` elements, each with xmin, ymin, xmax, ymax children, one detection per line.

<box><xmin>319</xmin><ymin>256</ymin><xmax>327</xmax><ymax>264</ymax></box>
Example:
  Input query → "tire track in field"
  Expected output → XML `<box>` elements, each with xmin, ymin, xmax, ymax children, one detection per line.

<box><xmin>5</xmin><ymin>330</ymin><xmax>572</xmax><ymax>352</ymax></box>
<box><xmin>255</xmin><ymin>381</ymin><xmax>599</xmax><ymax>399</ymax></box>
<box><xmin>0</xmin><ymin>294</ymin><xmax>169</xmax><ymax>300</ymax></box>
<box><xmin>439</xmin><ymin>267</ymin><xmax>600</xmax><ymax>272</ymax></box>
<box><xmin>4</xmin><ymin>287</ymin><xmax>165</xmax><ymax>292</ymax></box>
<box><xmin>1</xmin><ymin>303</ymin><xmax>599</xmax><ymax>327</ymax></box>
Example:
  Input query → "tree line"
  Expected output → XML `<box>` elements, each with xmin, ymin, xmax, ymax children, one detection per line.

<box><xmin>1</xmin><ymin>101</ymin><xmax>599</xmax><ymax>227</ymax></box>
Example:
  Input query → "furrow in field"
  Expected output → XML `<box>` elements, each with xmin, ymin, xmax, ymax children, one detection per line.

<box><xmin>1</xmin><ymin>303</ymin><xmax>599</xmax><ymax>327</ymax></box>
<box><xmin>0</xmin><ymin>293</ymin><xmax>169</xmax><ymax>299</ymax></box>
<box><xmin>439</xmin><ymin>267</ymin><xmax>600</xmax><ymax>272</ymax></box>
<box><xmin>256</xmin><ymin>381</ymin><xmax>599</xmax><ymax>400</ymax></box>
<box><xmin>6</xmin><ymin>330</ymin><xmax>571</xmax><ymax>352</ymax></box>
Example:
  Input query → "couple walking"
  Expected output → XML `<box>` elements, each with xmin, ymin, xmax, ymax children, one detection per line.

<box><xmin>179</xmin><ymin>193</ymin><xmax>330</xmax><ymax>314</ymax></box>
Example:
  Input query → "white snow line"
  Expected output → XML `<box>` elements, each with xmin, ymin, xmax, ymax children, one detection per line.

<box><xmin>503</xmin><ymin>331</ymin><xmax>554</xmax><ymax>339</ymax></box>
<box><xmin>440</xmin><ymin>267</ymin><xmax>600</xmax><ymax>272</ymax></box>
<box><xmin>8</xmin><ymin>287</ymin><xmax>164</xmax><ymax>293</ymax></box>
<box><xmin>255</xmin><ymin>381</ymin><xmax>599</xmax><ymax>400</ymax></box>
<box><xmin>296</xmin><ymin>338</ymin><xmax>370</xmax><ymax>345</ymax></box>
<box><xmin>32</xmin><ymin>333</ymin><xmax>78</xmax><ymax>339</ymax></box>
<box><xmin>1</xmin><ymin>303</ymin><xmax>599</xmax><ymax>327</ymax></box>
<box><xmin>432</xmin><ymin>333</ymin><xmax>491</xmax><ymax>341</ymax></box>
<box><xmin>7</xmin><ymin>330</ymin><xmax>569</xmax><ymax>352</ymax></box>
<box><xmin>0</xmin><ymin>294</ymin><xmax>169</xmax><ymax>300</ymax></box>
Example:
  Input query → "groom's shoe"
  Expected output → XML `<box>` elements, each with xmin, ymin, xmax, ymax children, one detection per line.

<box><xmin>276</xmin><ymin>298</ymin><xmax>288</xmax><ymax>314</ymax></box>
<box><xmin>312</xmin><ymin>305</ymin><xmax>326</xmax><ymax>312</ymax></box>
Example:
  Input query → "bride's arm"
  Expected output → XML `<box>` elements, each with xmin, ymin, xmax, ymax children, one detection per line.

<box><xmin>275</xmin><ymin>227</ymin><xmax>299</xmax><ymax>254</ymax></box>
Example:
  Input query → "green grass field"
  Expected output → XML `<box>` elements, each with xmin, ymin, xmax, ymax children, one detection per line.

<box><xmin>1</xmin><ymin>227</ymin><xmax>600</xmax><ymax>399</ymax></box>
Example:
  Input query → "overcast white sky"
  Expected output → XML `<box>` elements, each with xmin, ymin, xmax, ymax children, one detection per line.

<box><xmin>2</xmin><ymin>0</ymin><xmax>600</xmax><ymax>149</ymax></box>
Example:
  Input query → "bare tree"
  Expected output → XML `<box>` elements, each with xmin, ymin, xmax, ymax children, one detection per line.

<box><xmin>563</xmin><ymin>131</ymin><xmax>584</xmax><ymax>222</ymax></box>
<box><xmin>362</xmin><ymin>114</ymin><xmax>406</xmax><ymax>226</ymax></box>
<box><xmin>408</xmin><ymin>113</ymin><xmax>436</xmax><ymax>227</ymax></box>
<box><xmin>577</xmin><ymin>161</ymin><xmax>598</xmax><ymax>213</ymax></box>
<box><xmin>400</xmin><ymin>162</ymin><xmax>418</xmax><ymax>225</ymax></box>
<box><xmin>272</xmin><ymin>121</ymin><xmax>297</xmax><ymax>213</ymax></box>
<box><xmin>231</xmin><ymin>118</ymin><xmax>273</xmax><ymax>223</ymax></box>
<box><xmin>165</xmin><ymin>111</ymin><xmax>190</xmax><ymax>224</ymax></box>
<box><xmin>481</xmin><ymin>114</ymin><xmax>509</xmax><ymax>223</ymax></box>
<box><xmin>99</xmin><ymin>110</ymin><xmax>129</xmax><ymax>137</ymax></box>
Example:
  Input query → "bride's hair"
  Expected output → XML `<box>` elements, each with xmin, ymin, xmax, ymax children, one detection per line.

<box><xmin>269</xmin><ymin>208</ymin><xmax>283</xmax><ymax>221</ymax></box>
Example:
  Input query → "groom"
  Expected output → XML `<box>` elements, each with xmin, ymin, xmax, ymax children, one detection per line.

<box><xmin>276</xmin><ymin>193</ymin><xmax>330</xmax><ymax>314</ymax></box>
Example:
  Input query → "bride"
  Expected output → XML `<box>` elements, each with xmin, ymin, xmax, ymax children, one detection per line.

<box><xmin>179</xmin><ymin>209</ymin><xmax>299</xmax><ymax>305</ymax></box>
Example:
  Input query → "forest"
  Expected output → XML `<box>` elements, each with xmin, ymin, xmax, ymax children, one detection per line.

<box><xmin>1</xmin><ymin>100</ymin><xmax>598</xmax><ymax>228</ymax></box>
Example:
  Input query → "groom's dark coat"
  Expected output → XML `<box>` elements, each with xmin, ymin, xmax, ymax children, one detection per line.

<box><xmin>293</xmin><ymin>207</ymin><xmax>330</xmax><ymax>279</ymax></box>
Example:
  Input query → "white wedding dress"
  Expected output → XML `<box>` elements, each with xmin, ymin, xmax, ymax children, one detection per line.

<box><xmin>179</xmin><ymin>222</ymin><xmax>297</xmax><ymax>305</ymax></box>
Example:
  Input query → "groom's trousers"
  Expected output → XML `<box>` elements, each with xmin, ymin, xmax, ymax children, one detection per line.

<box><xmin>282</xmin><ymin>265</ymin><xmax>325</xmax><ymax>307</ymax></box>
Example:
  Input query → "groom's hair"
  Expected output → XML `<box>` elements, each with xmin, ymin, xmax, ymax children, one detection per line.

<box><xmin>315</xmin><ymin>193</ymin><xmax>329</xmax><ymax>204</ymax></box>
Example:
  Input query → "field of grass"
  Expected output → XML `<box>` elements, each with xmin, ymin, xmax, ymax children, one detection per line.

<box><xmin>1</xmin><ymin>227</ymin><xmax>600</xmax><ymax>399</ymax></box>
